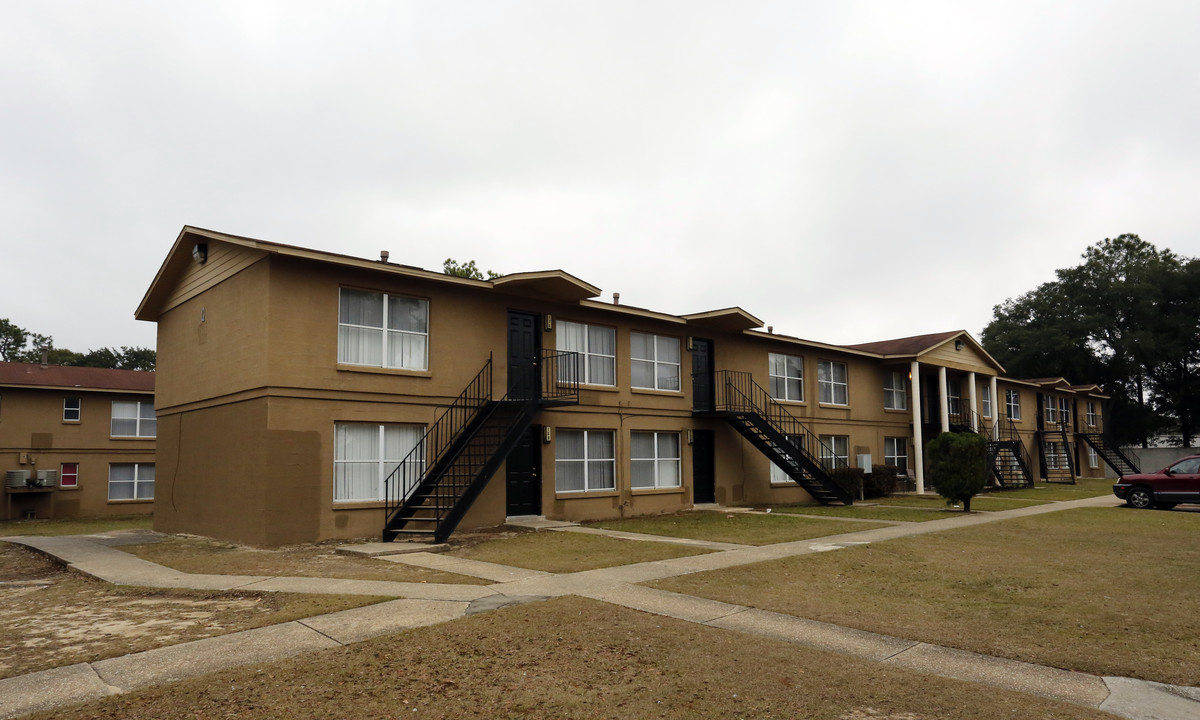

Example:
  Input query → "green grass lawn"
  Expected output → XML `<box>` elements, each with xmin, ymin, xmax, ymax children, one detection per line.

<box><xmin>652</xmin><ymin>505</ymin><xmax>1200</xmax><ymax>686</ymax></box>
<box><xmin>588</xmin><ymin>511</ymin><xmax>888</xmax><ymax>545</ymax></box>
<box><xmin>770</xmin><ymin>504</ymin><xmax>961</xmax><ymax>522</ymax></box>
<box><xmin>0</xmin><ymin>514</ymin><xmax>152</xmax><ymax>537</ymax></box>
<box><xmin>447</xmin><ymin>530</ymin><xmax>715</xmax><ymax>572</ymax></box>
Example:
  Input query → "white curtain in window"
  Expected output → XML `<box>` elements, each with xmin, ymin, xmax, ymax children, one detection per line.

<box><xmin>335</xmin><ymin>424</ymin><xmax>380</xmax><ymax>501</ymax></box>
<box><xmin>657</xmin><ymin>337</ymin><xmax>681</xmax><ymax>390</ymax></box>
<box><xmin>111</xmin><ymin>401</ymin><xmax>138</xmax><ymax>437</ymax></box>
<box><xmin>588</xmin><ymin>326</ymin><xmax>616</xmax><ymax>386</ymax></box>
<box><xmin>137</xmin><ymin>464</ymin><xmax>155</xmax><ymax>500</ymax></box>
<box><xmin>109</xmin><ymin>463</ymin><xmax>135</xmax><ymax>500</ymax></box>
<box><xmin>384</xmin><ymin>425</ymin><xmax>425</xmax><ymax>495</ymax></box>
<box><xmin>557</xmin><ymin>321</ymin><xmax>586</xmax><ymax>384</ymax></box>
<box><xmin>587</xmin><ymin>431</ymin><xmax>615</xmax><ymax>489</ymax></box>
<box><xmin>630</xmin><ymin>431</ymin><xmax>656</xmax><ymax>488</ymax></box>
<box><xmin>656</xmin><ymin>432</ymin><xmax>680</xmax><ymax>487</ymax></box>
<box><xmin>554</xmin><ymin>429</ymin><xmax>586</xmax><ymax>492</ymax></box>
<box><xmin>338</xmin><ymin>290</ymin><xmax>385</xmax><ymax>365</ymax></box>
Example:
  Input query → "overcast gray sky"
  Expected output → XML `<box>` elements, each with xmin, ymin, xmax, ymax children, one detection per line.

<box><xmin>3</xmin><ymin>1</ymin><xmax>1198</xmax><ymax>354</ymax></box>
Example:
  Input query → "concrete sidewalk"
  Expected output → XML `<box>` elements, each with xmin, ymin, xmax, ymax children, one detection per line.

<box><xmin>2</xmin><ymin>494</ymin><xmax>1198</xmax><ymax>720</ymax></box>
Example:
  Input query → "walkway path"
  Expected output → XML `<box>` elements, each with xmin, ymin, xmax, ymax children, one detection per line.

<box><xmin>2</xmin><ymin>495</ymin><xmax>1198</xmax><ymax>720</ymax></box>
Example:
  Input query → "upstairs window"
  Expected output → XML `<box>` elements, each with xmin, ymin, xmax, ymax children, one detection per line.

<box><xmin>557</xmin><ymin>321</ymin><xmax>616</xmax><ymax>386</ymax></box>
<box><xmin>1044</xmin><ymin>395</ymin><xmax>1059</xmax><ymax>424</ymax></box>
<box><xmin>1059</xmin><ymin>397</ymin><xmax>1071</xmax><ymax>426</ymax></box>
<box><xmin>981</xmin><ymin>386</ymin><xmax>992</xmax><ymax>418</ymax></box>
<box><xmin>338</xmin><ymin>288</ymin><xmax>429</xmax><ymax>371</ymax></box>
<box><xmin>63</xmin><ymin>397</ymin><xmax>81</xmax><ymax>422</ymax></box>
<box><xmin>883</xmin><ymin>370</ymin><xmax>907</xmax><ymax>410</ymax></box>
<box><xmin>631</xmin><ymin>332</ymin><xmax>681</xmax><ymax>391</ymax></box>
<box><xmin>1086</xmin><ymin>401</ymin><xmax>1098</xmax><ymax>427</ymax></box>
<box><xmin>111</xmin><ymin>400</ymin><xmax>156</xmax><ymax>438</ymax></box>
<box><xmin>1005</xmin><ymin>389</ymin><xmax>1022</xmax><ymax>420</ymax></box>
<box><xmin>769</xmin><ymin>353</ymin><xmax>804</xmax><ymax>402</ymax></box>
<box><xmin>818</xmin><ymin>360</ymin><xmax>848</xmax><ymax>405</ymax></box>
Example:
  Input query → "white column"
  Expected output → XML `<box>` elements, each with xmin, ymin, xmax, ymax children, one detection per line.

<box><xmin>968</xmin><ymin>372</ymin><xmax>978</xmax><ymax>432</ymax></box>
<box><xmin>990</xmin><ymin>376</ymin><xmax>1000</xmax><ymax>440</ymax></box>
<box><xmin>938</xmin><ymin>366</ymin><xmax>950</xmax><ymax>434</ymax></box>
<box><xmin>910</xmin><ymin>360</ymin><xmax>925</xmax><ymax>494</ymax></box>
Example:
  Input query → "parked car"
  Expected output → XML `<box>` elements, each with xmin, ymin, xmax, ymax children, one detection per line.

<box><xmin>1113</xmin><ymin>455</ymin><xmax>1200</xmax><ymax>509</ymax></box>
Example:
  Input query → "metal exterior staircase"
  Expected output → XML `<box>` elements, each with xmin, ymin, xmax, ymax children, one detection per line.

<box><xmin>703</xmin><ymin>370</ymin><xmax>853</xmax><ymax>505</ymax></box>
<box><xmin>949</xmin><ymin>411</ymin><xmax>1035</xmax><ymax>489</ymax></box>
<box><xmin>1075</xmin><ymin>416</ymin><xmax>1140</xmax><ymax>476</ymax></box>
<box><xmin>382</xmin><ymin>351</ymin><xmax>579</xmax><ymax>543</ymax></box>
<box><xmin>1037</xmin><ymin>424</ymin><xmax>1076</xmax><ymax>484</ymax></box>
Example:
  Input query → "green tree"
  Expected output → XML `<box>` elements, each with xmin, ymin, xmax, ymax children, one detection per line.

<box><xmin>0</xmin><ymin>318</ymin><xmax>28</xmax><ymax>362</ymax></box>
<box><xmin>927</xmin><ymin>432</ymin><xmax>988</xmax><ymax>512</ymax></box>
<box><xmin>981</xmin><ymin>235</ymin><xmax>1199</xmax><ymax>447</ymax></box>
<box><xmin>443</xmin><ymin>258</ymin><xmax>502</xmax><ymax>280</ymax></box>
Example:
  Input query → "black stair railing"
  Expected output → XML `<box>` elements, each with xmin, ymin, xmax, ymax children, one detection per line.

<box><xmin>1076</xmin><ymin>414</ymin><xmax>1140</xmax><ymax>475</ymax></box>
<box><xmin>383</xmin><ymin>357</ymin><xmax>493</xmax><ymax>522</ymax></box>
<box><xmin>1038</xmin><ymin>422</ymin><xmax>1076</xmax><ymax>483</ymax></box>
<box><xmin>714</xmin><ymin>370</ymin><xmax>849</xmax><ymax>474</ymax></box>
<box><xmin>540</xmin><ymin>349</ymin><xmax>581</xmax><ymax>404</ymax></box>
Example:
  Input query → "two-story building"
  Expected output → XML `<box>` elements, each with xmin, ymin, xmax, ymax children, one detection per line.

<box><xmin>1</xmin><ymin>362</ymin><xmax>156</xmax><ymax>520</ymax></box>
<box><xmin>135</xmin><ymin>227</ymin><xmax>1123</xmax><ymax>546</ymax></box>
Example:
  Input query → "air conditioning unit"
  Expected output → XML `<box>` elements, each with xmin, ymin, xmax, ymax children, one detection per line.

<box><xmin>35</xmin><ymin>470</ymin><xmax>58</xmax><ymax>488</ymax></box>
<box><xmin>5</xmin><ymin>470</ymin><xmax>30</xmax><ymax>488</ymax></box>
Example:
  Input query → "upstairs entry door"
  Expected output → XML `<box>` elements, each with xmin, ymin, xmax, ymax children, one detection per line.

<box><xmin>691</xmin><ymin>338</ymin><xmax>714</xmax><ymax>412</ymax></box>
<box><xmin>508</xmin><ymin>311</ymin><xmax>540</xmax><ymax>399</ymax></box>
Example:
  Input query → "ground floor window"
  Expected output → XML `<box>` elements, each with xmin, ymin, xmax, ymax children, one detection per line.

<box><xmin>1046</xmin><ymin>441</ymin><xmax>1068</xmax><ymax>470</ymax></box>
<box><xmin>1087</xmin><ymin>446</ymin><xmax>1099</xmax><ymax>469</ymax></box>
<box><xmin>770</xmin><ymin>434</ymin><xmax>804</xmax><ymax>484</ymax></box>
<box><xmin>334</xmin><ymin>422</ymin><xmax>424</xmax><ymax>502</ymax></box>
<box><xmin>555</xmin><ymin>430</ymin><xmax>616</xmax><ymax>492</ymax></box>
<box><xmin>60</xmin><ymin>463</ymin><xmax>79</xmax><ymax>489</ymax></box>
<box><xmin>109</xmin><ymin>463</ymin><xmax>154</xmax><ymax>501</ymax></box>
<box><xmin>818</xmin><ymin>435</ymin><xmax>849</xmax><ymax>470</ymax></box>
<box><xmin>884</xmin><ymin>437</ymin><xmax>908</xmax><ymax>475</ymax></box>
<box><xmin>631</xmin><ymin>431</ymin><xmax>681</xmax><ymax>489</ymax></box>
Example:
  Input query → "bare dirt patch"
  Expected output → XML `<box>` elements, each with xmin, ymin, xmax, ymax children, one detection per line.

<box><xmin>0</xmin><ymin>544</ymin><xmax>383</xmax><ymax>679</ymax></box>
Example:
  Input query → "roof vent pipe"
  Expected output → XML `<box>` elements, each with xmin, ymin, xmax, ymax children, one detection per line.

<box><xmin>380</xmin><ymin>250</ymin><xmax>390</xmax><ymax>263</ymax></box>
<box><xmin>613</xmin><ymin>292</ymin><xmax>620</xmax><ymax>305</ymax></box>
<box><xmin>767</xmin><ymin>326</ymin><xmax>773</xmax><ymax>334</ymax></box>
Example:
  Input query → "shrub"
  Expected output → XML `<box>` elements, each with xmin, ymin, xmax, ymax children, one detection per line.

<box><xmin>828</xmin><ymin>467</ymin><xmax>865</xmax><ymax>501</ymax></box>
<box><xmin>865</xmin><ymin>464</ymin><xmax>900</xmax><ymax>498</ymax></box>
<box><xmin>926</xmin><ymin>432</ymin><xmax>988</xmax><ymax>511</ymax></box>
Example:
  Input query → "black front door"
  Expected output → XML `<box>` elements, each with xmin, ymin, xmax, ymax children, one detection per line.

<box><xmin>508</xmin><ymin>311</ymin><xmax>540</xmax><ymax>399</ymax></box>
<box><xmin>691</xmin><ymin>338</ymin><xmax>714</xmax><ymax>412</ymax></box>
<box><xmin>692</xmin><ymin>429</ymin><xmax>715</xmax><ymax>503</ymax></box>
<box><xmin>506</xmin><ymin>424</ymin><xmax>542</xmax><ymax>516</ymax></box>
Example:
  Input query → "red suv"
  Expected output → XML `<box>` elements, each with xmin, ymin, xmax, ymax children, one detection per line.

<box><xmin>1113</xmin><ymin>455</ymin><xmax>1200</xmax><ymax>509</ymax></box>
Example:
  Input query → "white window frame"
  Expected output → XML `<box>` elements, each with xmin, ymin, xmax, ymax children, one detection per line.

<box><xmin>555</xmin><ymin>429</ymin><xmax>616</xmax><ymax>493</ymax></box>
<box><xmin>111</xmin><ymin>400</ymin><xmax>156</xmax><ymax>438</ymax></box>
<box><xmin>1086</xmin><ymin>401</ymin><xmax>1098</xmax><ymax>427</ymax></box>
<box><xmin>883</xmin><ymin>370</ymin><xmax>907</xmax><ymax>410</ymax></box>
<box><xmin>770</xmin><ymin>433</ymin><xmax>804</xmax><ymax>484</ymax></box>
<box><xmin>1059</xmin><ymin>397</ymin><xmax>1071</xmax><ymax>426</ymax></box>
<box><xmin>63</xmin><ymin>397</ymin><xmax>81</xmax><ymax>422</ymax></box>
<box><xmin>60</xmin><ymin>462</ymin><xmax>79</xmax><ymax>489</ymax></box>
<box><xmin>884</xmin><ymin>437</ymin><xmax>908</xmax><ymax>475</ymax></box>
<box><xmin>981</xmin><ymin>386</ymin><xmax>992</xmax><ymax>419</ymax></box>
<box><xmin>557</xmin><ymin>321</ymin><xmax>616</xmax><ymax>387</ymax></box>
<box><xmin>334</xmin><ymin>422</ymin><xmax>425</xmax><ymax>503</ymax></box>
<box><xmin>1044</xmin><ymin>395</ymin><xmax>1059</xmax><ymax>424</ymax></box>
<box><xmin>1087</xmin><ymin>446</ymin><xmax>1099</xmax><ymax>469</ymax></box>
<box><xmin>768</xmin><ymin>353</ymin><xmax>804</xmax><ymax>402</ymax></box>
<box><xmin>1005</xmin><ymin>389</ymin><xmax>1021</xmax><ymax>420</ymax></box>
<box><xmin>818</xmin><ymin>435</ymin><xmax>849</xmax><ymax>470</ymax></box>
<box><xmin>630</xmin><ymin>332</ymin><xmax>681</xmax><ymax>392</ymax></box>
<box><xmin>946</xmin><ymin>383</ymin><xmax>962</xmax><ymax>417</ymax></box>
<box><xmin>630</xmin><ymin>431</ymin><xmax>681</xmax><ymax>489</ymax></box>
<box><xmin>1046</xmin><ymin>441</ymin><xmax>1068</xmax><ymax>470</ymax></box>
<box><xmin>818</xmin><ymin>360</ymin><xmax>848</xmax><ymax>406</ymax></box>
<box><xmin>108</xmin><ymin>463</ymin><xmax>154</xmax><ymax>501</ymax></box>
<box><xmin>337</xmin><ymin>288</ymin><xmax>429</xmax><ymax>371</ymax></box>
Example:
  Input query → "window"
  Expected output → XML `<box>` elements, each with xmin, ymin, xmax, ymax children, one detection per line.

<box><xmin>946</xmin><ymin>383</ymin><xmax>962</xmax><ymax>417</ymax></box>
<box><xmin>109</xmin><ymin>463</ymin><xmax>154</xmax><ymax>500</ymax></box>
<box><xmin>1044</xmin><ymin>395</ymin><xmax>1059</xmax><ymax>424</ymax></box>
<box><xmin>557</xmin><ymin>321</ymin><xmax>616</xmax><ymax>386</ymax></box>
<box><xmin>111</xmin><ymin>400</ymin><xmax>156</xmax><ymax>438</ymax></box>
<box><xmin>1087</xmin><ymin>446</ymin><xmax>1099</xmax><ymax>469</ymax></box>
<box><xmin>768</xmin><ymin>353</ymin><xmax>804</xmax><ymax>402</ymax></box>
<box><xmin>1059</xmin><ymin>397</ymin><xmax>1071</xmax><ymax>426</ymax></box>
<box><xmin>63</xmin><ymin>397</ymin><xmax>81</xmax><ymax>422</ymax></box>
<box><xmin>770</xmin><ymin>434</ymin><xmax>804</xmax><ymax>484</ymax></box>
<box><xmin>981</xmin><ymin>386</ymin><xmax>992</xmax><ymax>418</ymax></box>
<box><xmin>1046</xmin><ymin>441</ymin><xmax>1068</xmax><ymax>470</ymax></box>
<box><xmin>1005</xmin><ymin>389</ymin><xmax>1021</xmax><ymax>420</ymax></box>
<box><xmin>338</xmin><ymin>288</ymin><xmax>429</xmax><ymax>370</ymax></box>
<box><xmin>630</xmin><ymin>431</ymin><xmax>681</xmax><ymax>489</ymax></box>
<box><xmin>60</xmin><ymin>463</ymin><xmax>79</xmax><ymax>489</ymax></box>
<box><xmin>883</xmin><ymin>370</ymin><xmax>907</xmax><ymax>410</ymax></box>
<box><xmin>631</xmin><ymin>333</ymin><xmax>681</xmax><ymax>391</ymax></box>
<box><xmin>334</xmin><ymin>423</ymin><xmax>424</xmax><ymax>502</ymax></box>
<box><xmin>818</xmin><ymin>435</ymin><xmax>848</xmax><ymax>470</ymax></box>
<box><xmin>555</xmin><ymin>430</ymin><xmax>615</xmax><ymax>492</ymax></box>
<box><xmin>884</xmin><ymin>437</ymin><xmax>908</xmax><ymax>474</ymax></box>
<box><xmin>1086</xmin><ymin>401</ymin><xmax>1098</xmax><ymax>427</ymax></box>
<box><xmin>818</xmin><ymin>360</ymin><xmax>848</xmax><ymax>405</ymax></box>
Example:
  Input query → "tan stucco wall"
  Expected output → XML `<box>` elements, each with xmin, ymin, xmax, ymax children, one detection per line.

<box><xmin>1</xmin><ymin>387</ymin><xmax>154</xmax><ymax>520</ymax></box>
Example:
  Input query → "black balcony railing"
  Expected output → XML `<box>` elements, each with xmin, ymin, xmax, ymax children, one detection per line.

<box><xmin>540</xmin><ymin>349</ymin><xmax>580</xmax><ymax>404</ymax></box>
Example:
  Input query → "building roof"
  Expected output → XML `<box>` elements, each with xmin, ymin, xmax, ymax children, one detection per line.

<box><xmin>843</xmin><ymin>330</ymin><xmax>965</xmax><ymax>355</ymax></box>
<box><xmin>0</xmin><ymin>362</ymin><xmax>155</xmax><ymax>393</ymax></box>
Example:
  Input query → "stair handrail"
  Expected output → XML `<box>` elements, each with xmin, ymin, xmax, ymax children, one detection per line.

<box><xmin>540</xmin><ymin>349</ymin><xmax>581</xmax><ymax>403</ymax></box>
<box><xmin>383</xmin><ymin>357</ymin><xmax>493</xmax><ymax>520</ymax></box>
<box><xmin>714</xmin><ymin>370</ymin><xmax>849</xmax><ymax>472</ymax></box>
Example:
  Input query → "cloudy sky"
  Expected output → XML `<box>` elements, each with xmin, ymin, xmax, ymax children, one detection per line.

<box><xmin>3</xmin><ymin>1</ymin><xmax>1198</xmax><ymax>354</ymax></box>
